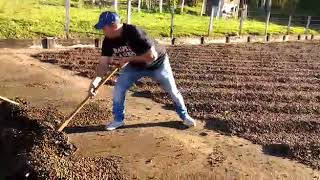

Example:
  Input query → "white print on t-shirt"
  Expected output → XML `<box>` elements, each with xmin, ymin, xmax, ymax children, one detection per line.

<box><xmin>112</xmin><ymin>46</ymin><xmax>136</xmax><ymax>57</ymax></box>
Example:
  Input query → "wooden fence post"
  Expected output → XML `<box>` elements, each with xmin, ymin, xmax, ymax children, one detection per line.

<box><xmin>264</xmin><ymin>11</ymin><xmax>271</xmax><ymax>36</ymax></box>
<box><xmin>264</xmin><ymin>0</ymin><xmax>271</xmax><ymax>36</ymax></box>
<box><xmin>159</xmin><ymin>0</ymin><xmax>163</xmax><ymax>13</ymax></box>
<box><xmin>170</xmin><ymin>7</ymin><xmax>175</xmax><ymax>39</ymax></box>
<box><xmin>65</xmin><ymin>0</ymin><xmax>70</xmax><ymax>39</ymax></box>
<box><xmin>208</xmin><ymin>6</ymin><xmax>215</xmax><ymax>36</ymax></box>
<box><xmin>127</xmin><ymin>0</ymin><xmax>132</xmax><ymax>24</ymax></box>
<box><xmin>226</xmin><ymin>36</ymin><xmax>230</xmax><ymax>43</ymax></box>
<box><xmin>113</xmin><ymin>0</ymin><xmax>118</xmax><ymax>12</ymax></box>
<box><xmin>239</xmin><ymin>8</ymin><xmax>244</xmax><ymax>35</ymax></box>
<box><xmin>171</xmin><ymin>38</ymin><xmax>176</xmax><ymax>45</ymax></box>
<box><xmin>181</xmin><ymin>0</ymin><xmax>185</xmax><ymax>14</ymax></box>
<box><xmin>146</xmin><ymin>0</ymin><xmax>150</xmax><ymax>11</ymax></box>
<box><xmin>283</xmin><ymin>35</ymin><xmax>288</xmax><ymax>41</ymax></box>
<box><xmin>137</xmin><ymin>0</ymin><xmax>141</xmax><ymax>12</ymax></box>
<box><xmin>266</xmin><ymin>35</ymin><xmax>270</xmax><ymax>42</ymax></box>
<box><xmin>216</xmin><ymin>0</ymin><xmax>221</xmax><ymax>19</ymax></box>
<box><xmin>247</xmin><ymin>36</ymin><xmax>251</xmax><ymax>42</ymax></box>
<box><xmin>287</xmin><ymin>15</ymin><xmax>292</xmax><ymax>35</ymax></box>
<box><xmin>201</xmin><ymin>0</ymin><xmax>206</xmax><ymax>16</ymax></box>
<box><xmin>200</xmin><ymin>37</ymin><xmax>205</xmax><ymax>44</ymax></box>
<box><xmin>305</xmin><ymin>16</ymin><xmax>311</xmax><ymax>34</ymax></box>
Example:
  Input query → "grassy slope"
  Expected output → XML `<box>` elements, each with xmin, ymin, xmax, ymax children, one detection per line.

<box><xmin>0</xmin><ymin>0</ymin><xmax>317</xmax><ymax>39</ymax></box>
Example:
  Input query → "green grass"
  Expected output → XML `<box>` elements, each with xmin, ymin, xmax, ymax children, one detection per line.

<box><xmin>0</xmin><ymin>0</ymin><xmax>318</xmax><ymax>39</ymax></box>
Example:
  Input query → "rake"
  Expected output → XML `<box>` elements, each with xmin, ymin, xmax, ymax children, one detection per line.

<box><xmin>58</xmin><ymin>64</ymin><xmax>126</xmax><ymax>132</ymax></box>
<box><xmin>0</xmin><ymin>96</ymin><xmax>20</xmax><ymax>106</ymax></box>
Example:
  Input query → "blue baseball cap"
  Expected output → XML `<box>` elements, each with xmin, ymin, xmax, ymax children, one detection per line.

<box><xmin>94</xmin><ymin>11</ymin><xmax>120</xmax><ymax>29</ymax></box>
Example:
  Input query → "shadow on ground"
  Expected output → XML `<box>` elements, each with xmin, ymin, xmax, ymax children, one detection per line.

<box><xmin>131</xmin><ymin>90</ymin><xmax>175</xmax><ymax>111</ymax></box>
<box><xmin>131</xmin><ymin>90</ymin><xmax>152</xmax><ymax>98</ymax></box>
<box><xmin>203</xmin><ymin>118</ymin><xmax>232</xmax><ymax>134</ymax></box>
<box><xmin>262</xmin><ymin>143</ymin><xmax>291</xmax><ymax>157</ymax></box>
<box><xmin>203</xmin><ymin>118</ymin><xmax>294</xmax><ymax>161</ymax></box>
<box><xmin>65</xmin><ymin>120</ymin><xmax>188</xmax><ymax>134</ymax></box>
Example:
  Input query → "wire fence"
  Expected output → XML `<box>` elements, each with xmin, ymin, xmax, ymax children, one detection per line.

<box><xmin>219</xmin><ymin>7</ymin><xmax>320</xmax><ymax>37</ymax></box>
<box><xmin>64</xmin><ymin>0</ymin><xmax>320</xmax><ymax>40</ymax></box>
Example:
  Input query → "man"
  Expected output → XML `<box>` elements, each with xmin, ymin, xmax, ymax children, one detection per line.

<box><xmin>89</xmin><ymin>11</ymin><xmax>196</xmax><ymax>131</ymax></box>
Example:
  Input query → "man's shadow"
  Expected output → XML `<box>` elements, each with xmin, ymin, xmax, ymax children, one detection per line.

<box><xmin>131</xmin><ymin>90</ymin><xmax>175</xmax><ymax>110</ymax></box>
<box><xmin>64</xmin><ymin>89</ymin><xmax>184</xmax><ymax>134</ymax></box>
<box><xmin>64</xmin><ymin>120</ymin><xmax>188</xmax><ymax>134</ymax></box>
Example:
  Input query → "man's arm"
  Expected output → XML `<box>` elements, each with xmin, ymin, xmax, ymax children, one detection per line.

<box><xmin>88</xmin><ymin>56</ymin><xmax>113</xmax><ymax>97</ymax></box>
<box><xmin>122</xmin><ymin>46</ymin><xmax>158</xmax><ymax>64</ymax></box>
<box><xmin>95</xmin><ymin>56</ymin><xmax>113</xmax><ymax>78</ymax></box>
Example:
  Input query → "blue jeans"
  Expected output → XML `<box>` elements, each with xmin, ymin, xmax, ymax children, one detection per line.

<box><xmin>112</xmin><ymin>55</ymin><xmax>189</xmax><ymax>122</ymax></box>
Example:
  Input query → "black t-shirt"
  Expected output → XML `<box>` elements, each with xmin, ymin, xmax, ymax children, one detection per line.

<box><xmin>101</xmin><ymin>23</ymin><xmax>166</xmax><ymax>70</ymax></box>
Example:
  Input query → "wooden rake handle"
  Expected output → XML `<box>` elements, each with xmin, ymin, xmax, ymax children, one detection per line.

<box><xmin>58</xmin><ymin>64</ymin><xmax>127</xmax><ymax>132</ymax></box>
<box><xmin>0</xmin><ymin>96</ymin><xmax>20</xmax><ymax>106</ymax></box>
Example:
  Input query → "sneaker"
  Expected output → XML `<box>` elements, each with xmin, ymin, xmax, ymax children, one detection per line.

<box><xmin>182</xmin><ymin>116</ymin><xmax>196</xmax><ymax>127</ymax></box>
<box><xmin>105</xmin><ymin>120</ymin><xmax>125</xmax><ymax>131</ymax></box>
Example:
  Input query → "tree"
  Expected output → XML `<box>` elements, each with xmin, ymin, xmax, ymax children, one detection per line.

<box><xmin>250</xmin><ymin>0</ymin><xmax>299</xmax><ymax>13</ymax></box>
<box><xmin>298</xmin><ymin>0</ymin><xmax>320</xmax><ymax>15</ymax></box>
<box><xmin>186</xmin><ymin>0</ymin><xmax>199</xmax><ymax>7</ymax></box>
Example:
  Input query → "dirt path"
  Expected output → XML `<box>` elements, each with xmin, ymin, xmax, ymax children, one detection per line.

<box><xmin>0</xmin><ymin>48</ymin><xmax>319</xmax><ymax>180</ymax></box>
